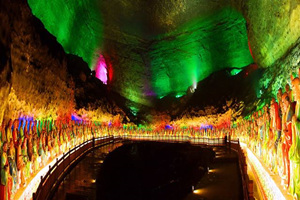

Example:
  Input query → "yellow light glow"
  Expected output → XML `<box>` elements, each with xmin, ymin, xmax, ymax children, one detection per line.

<box><xmin>193</xmin><ymin>189</ymin><xmax>202</xmax><ymax>194</ymax></box>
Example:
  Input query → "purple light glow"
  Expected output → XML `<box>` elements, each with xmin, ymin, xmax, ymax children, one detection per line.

<box><xmin>165</xmin><ymin>125</ymin><xmax>173</xmax><ymax>130</ymax></box>
<box><xmin>95</xmin><ymin>55</ymin><xmax>108</xmax><ymax>85</ymax></box>
<box><xmin>144</xmin><ymin>90</ymin><xmax>156</xmax><ymax>96</ymax></box>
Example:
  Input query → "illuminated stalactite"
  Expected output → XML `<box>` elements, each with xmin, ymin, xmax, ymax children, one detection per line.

<box><xmin>95</xmin><ymin>55</ymin><xmax>108</xmax><ymax>85</ymax></box>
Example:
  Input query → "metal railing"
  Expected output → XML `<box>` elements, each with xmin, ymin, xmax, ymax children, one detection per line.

<box><xmin>122</xmin><ymin>135</ymin><xmax>251</xmax><ymax>199</ymax></box>
<box><xmin>33</xmin><ymin>136</ymin><xmax>114</xmax><ymax>200</ymax></box>
<box><xmin>230</xmin><ymin>140</ymin><xmax>253</xmax><ymax>200</ymax></box>
<box><xmin>121</xmin><ymin>135</ymin><xmax>226</xmax><ymax>146</ymax></box>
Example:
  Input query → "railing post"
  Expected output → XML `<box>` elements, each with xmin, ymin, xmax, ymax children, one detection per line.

<box><xmin>68</xmin><ymin>148</ymin><xmax>71</xmax><ymax>166</ymax></box>
<box><xmin>93</xmin><ymin>136</ymin><xmax>95</xmax><ymax>147</ymax></box>
<box><xmin>248</xmin><ymin>180</ymin><xmax>253</xmax><ymax>199</ymax></box>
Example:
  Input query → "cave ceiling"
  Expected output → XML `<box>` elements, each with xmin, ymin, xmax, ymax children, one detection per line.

<box><xmin>26</xmin><ymin>0</ymin><xmax>300</xmax><ymax>123</ymax></box>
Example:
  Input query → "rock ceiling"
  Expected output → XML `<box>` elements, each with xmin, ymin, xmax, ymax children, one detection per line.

<box><xmin>1</xmin><ymin>0</ymin><xmax>299</xmax><ymax>125</ymax></box>
<box><xmin>28</xmin><ymin>0</ymin><xmax>253</xmax><ymax>104</ymax></box>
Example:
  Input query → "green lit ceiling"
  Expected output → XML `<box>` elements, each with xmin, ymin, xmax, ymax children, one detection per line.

<box><xmin>28</xmin><ymin>0</ymin><xmax>103</xmax><ymax>67</ymax></box>
<box><xmin>149</xmin><ymin>8</ymin><xmax>253</xmax><ymax>98</ymax></box>
<box><xmin>28</xmin><ymin>0</ymin><xmax>253</xmax><ymax>105</ymax></box>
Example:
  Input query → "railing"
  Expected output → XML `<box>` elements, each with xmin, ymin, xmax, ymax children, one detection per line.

<box><xmin>33</xmin><ymin>136</ymin><xmax>114</xmax><ymax>200</ymax></box>
<box><xmin>123</xmin><ymin>135</ymin><xmax>251</xmax><ymax>199</ymax></box>
<box><xmin>242</xmin><ymin>143</ymin><xmax>285</xmax><ymax>200</ymax></box>
<box><xmin>121</xmin><ymin>135</ymin><xmax>226</xmax><ymax>146</ymax></box>
<box><xmin>230</xmin><ymin>139</ymin><xmax>253</xmax><ymax>200</ymax></box>
<box><xmin>33</xmin><ymin>135</ymin><xmax>251</xmax><ymax>200</ymax></box>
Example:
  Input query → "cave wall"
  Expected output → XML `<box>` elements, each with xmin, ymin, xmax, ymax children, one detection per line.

<box><xmin>228</xmin><ymin>0</ymin><xmax>300</xmax><ymax>108</ymax></box>
<box><xmin>0</xmin><ymin>2</ymin><xmax>12</xmax><ymax>123</ymax></box>
<box><xmin>66</xmin><ymin>54</ymin><xmax>125</xmax><ymax>123</ymax></box>
<box><xmin>1</xmin><ymin>0</ymin><xmax>299</xmax><ymax>125</ymax></box>
<box><xmin>27</xmin><ymin>0</ymin><xmax>254</xmax><ymax>106</ymax></box>
<box><xmin>234</xmin><ymin>0</ymin><xmax>300</xmax><ymax>67</ymax></box>
<box><xmin>0</xmin><ymin>0</ymin><xmax>74</xmax><ymax>122</ymax></box>
<box><xmin>259</xmin><ymin>38</ymin><xmax>300</xmax><ymax>98</ymax></box>
<box><xmin>26</xmin><ymin>0</ymin><xmax>300</xmax><ymax>119</ymax></box>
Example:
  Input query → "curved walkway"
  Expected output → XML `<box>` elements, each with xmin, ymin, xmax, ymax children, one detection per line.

<box><xmin>18</xmin><ymin>135</ymin><xmax>290</xmax><ymax>200</ymax></box>
<box><xmin>51</xmin><ymin>143</ymin><xmax>122</xmax><ymax>200</ymax></box>
<box><xmin>185</xmin><ymin>147</ymin><xmax>243</xmax><ymax>200</ymax></box>
<box><xmin>13</xmin><ymin>136</ymin><xmax>113</xmax><ymax>200</ymax></box>
<box><xmin>33</xmin><ymin>136</ymin><xmax>115</xmax><ymax>200</ymax></box>
<box><xmin>30</xmin><ymin>136</ymin><xmax>249</xmax><ymax>200</ymax></box>
<box><xmin>50</xmin><ymin>143</ymin><xmax>243</xmax><ymax>200</ymax></box>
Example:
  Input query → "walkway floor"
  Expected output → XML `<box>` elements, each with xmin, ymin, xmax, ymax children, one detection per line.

<box><xmin>185</xmin><ymin>147</ymin><xmax>243</xmax><ymax>200</ymax></box>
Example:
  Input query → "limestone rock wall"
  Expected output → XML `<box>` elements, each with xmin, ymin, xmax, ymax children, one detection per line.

<box><xmin>0</xmin><ymin>0</ymin><xmax>126</xmax><ymax>124</ymax></box>
<box><xmin>234</xmin><ymin>0</ymin><xmax>300</xmax><ymax>67</ymax></box>
<box><xmin>0</xmin><ymin>0</ymin><xmax>74</xmax><ymax>122</ymax></box>
<box><xmin>259</xmin><ymin>38</ymin><xmax>300</xmax><ymax>98</ymax></box>
<box><xmin>0</xmin><ymin>2</ymin><xmax>12</xmax><ymax>123</ymax></box>
<box><xmin>1</xmin><ymin>0</ymin><xmax>299</xmax><ymax>125</ymax></box>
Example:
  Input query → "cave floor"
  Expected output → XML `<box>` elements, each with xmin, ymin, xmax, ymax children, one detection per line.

<box><xmin>184</xmin><ymin>146</ymin><xmax>243</xmax><ymax>200</ymax></box>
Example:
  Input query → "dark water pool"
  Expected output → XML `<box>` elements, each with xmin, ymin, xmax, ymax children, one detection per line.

<box><xmin>97</xmin><ymin>142</ymin><xmax>215</xmax><ymax>200</ymax></box>
<box><xmin>52</xmin><ymin>142</ymin><xmax>215</xmax><ymax>200</ymax></box>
